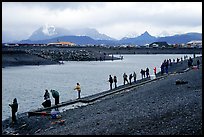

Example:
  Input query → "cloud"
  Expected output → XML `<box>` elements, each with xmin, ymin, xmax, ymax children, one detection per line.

<box><xmin>2</xmin><ymin>2</ymin><xmax>202</xmax><ymax>41</ymax></box>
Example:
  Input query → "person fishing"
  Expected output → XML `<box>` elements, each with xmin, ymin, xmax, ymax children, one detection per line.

<box><xmin>113</xmin><ymin>75</ymin><xmax>117</xmax><ymax>88</ymax></box>
<box><xmin>50</xmin><ymin>89</ymin><xmax>60</xmax><ymax>105</ymax></box>
<box><xmin>9</xmin><ymin>98</ymin><xmax>18</xmax><ymax>123</ymax></box>
<box><xmin>133</xmin><ymin>72</ymin><xmax>137</xmax><ymax>83</ymax></box>
<box><xmin>123</xmin><ymin>73</ymin><xmax>129</xmax><ymax>85</ymax></box>
<box><xmin>108</xmin><ymin>75</ymin><xmax>113</xmax><ymax>90</ymax></box>
<box><xmin>154</xmin><ymin>67</ymin><xmax>157</xmax><ymax>76</ymax></box>
<box><xmin>74</xmin><ymin>83</ymin><xmax>81</xmax><ymax>99</ymax></box>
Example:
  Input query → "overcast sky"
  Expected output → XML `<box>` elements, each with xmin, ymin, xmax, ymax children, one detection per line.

<box><xmin>2</xmin><ymin>2</ymin><xmax>202</xmax><ymax>41</ymax></box>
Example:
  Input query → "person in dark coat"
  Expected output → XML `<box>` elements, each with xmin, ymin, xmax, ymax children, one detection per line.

<box><xmin>108</xmin><ymin>75</ymin><xmax>113</xmax><ymax>90</ymax></box>
<box><xmin>113</xmin><ymin>76</ymin><xmax>117</xmax><ymax>88</ymax></box>
<box><xmin>42</xmin><ymin>89</ymin><xmax>51</xmax><ymax>108</ymax></box>
<box><xmin>9</xmin><ymin>98</ymin><xmax>18</xmax><ymax>123</ymax></box>
<box><xmin>197</xmin><ymin>59</ymin><xmax>200</xmax><ymax>69</ymax></box>
<box><xmin>133</xmin><ymin>72</ymin><xmax>137</xmax><ymax>83</ymax></box>
<box><xmin>146</xmin><ymin>68</ymin><xmax>150</xmax><ymax>78</ymax></box>
<box><xmin>123</xmin><ymin>73</ymin><xmax>129</xmax><ymax>85</ymax></box>
<box><xmin>50</xmin><ymin>89</ymin><xmax>60</xmax><ymax>105</ymax></box>
<box><xmin>161</xmin><ymin>63</ymin><xmax>164</xmax><ymax>75</ymax></box>
<box><xmin>129</xmin><ymin>73</ymin><xmax>133</xmax><ymax>84</ymax></box>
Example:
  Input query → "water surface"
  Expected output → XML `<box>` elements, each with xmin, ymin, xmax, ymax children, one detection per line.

<box><xmin>2</xmin><ymin>54</ymin><xmax>198</xmax><ymax>120</ymax></box>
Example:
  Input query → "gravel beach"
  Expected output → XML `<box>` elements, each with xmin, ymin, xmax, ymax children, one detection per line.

<box><xmin>2</xmin><ymin>56</ymin><xmax>202</xmax><ymax>135</ymax></box>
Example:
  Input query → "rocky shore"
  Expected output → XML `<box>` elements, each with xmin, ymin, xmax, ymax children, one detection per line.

<box><xmin>2</xmin><ymin>46</ymin><xmax>202</xmax><ymax>68</ymax></box>
<box><xmin>2</xmin><ymin>46</ymin><xmax>122</xmax><ymax>67</ymax></box>
<box><xmin>2</xmin><ymin>56</ymin><xmax>202</xmax><ymax>135</ymax></box>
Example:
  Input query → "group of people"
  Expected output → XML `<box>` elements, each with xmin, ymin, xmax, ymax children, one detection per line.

<box><xmin>188</xmin><ymin>56</ymin><xmax>200</xmax><ymax>69</ymax></box>
<box><xmin>108</xmin><ymin>72</ymin><xmax>137</xmax><ymax>90</ymax></box>
<box><xmin>42</xmin><ymin>89</ymin><xmax>60</xmax><ymax>108</ymax></box>
<box><xmin>42</xmin><ymin>83</ymin><xmax>81</xmax><ymax>108</ymax></box>
<box><xmin>108</xmin><ymin>75</ymin><xmax>117</xmax><ymax>90</ymax></box>
<box><xmin>140</xmin><ymin>68</ymin><xmax>150</xmax><ymax>79</ymax></box>
<box><xmin>123</xmin><ymin>72</ymin><xmax>137</xmax><ymax>85</ymax></box>
<box><xmin>9</xmin><ymin>83</ymin><xmax>81</xmax><ymax>123</ymax></box>
<box><xmin>160</xmin><ymin>59</ymin><xmax>171</xmax><ymax>75</ymax></box>
<box><xmin>188</xmin><ymin>57</ymin><xmax>193</xmax><ymax>67</ymax></box>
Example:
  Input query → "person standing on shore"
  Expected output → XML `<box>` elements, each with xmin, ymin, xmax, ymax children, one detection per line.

<box><xmin>133</xmin><ymin>72</ymin><xmax>137</xmax><ymax>83</ymax></box>
<box><xmin>141</xmin><ymin>69</ymin><xmax>146</xmax><ymax>78</ymax></box>
<box><xmin>153</xmin><ymin>67</ymin><xmax>157</xmax><ymax>76</ymax></box>
<box><xmin>50</xmin><ymin>89</ymin><xmax>60</xmax><ymax>105</ymax></box>
<box><xmin>9</xmin><ymin>98</ymin><xmax>18</xmax><ymax>123</ymax></box>
<box><xmin>42</xmin><ymin>89</ymin><xmax>51</xmax><ymax>108</ymax></box>
<box><xmin>108</xmin><ymin>75</ymin><xmax>113</xmax><ymax>90</ymax></box>
<box><xmin>140</xmin><ymin>69</ymin><xmax>143</xmax><ymax>79</ymax></box>
<box><xmin>197</xmin><ymin>59</ymin><xmax>200</xmax><ymax>69</ymax></box>
<box><xmin>161</xmin><ymin>63</ymin><xmax>164</xmax><ymax>75</ymax></box>
<box><xmin>189</xmin><ymin>57</ymin><xmax>193</xmax><ymax>67</ymax></box>
<box><xmin>165</xmin><ymin>62</ymin><xmax>168</xmax><ymax>74</ymax></box>
<box><xmin>123</xmin><ymin>73</ymin><xmax>129</xmax><ymax>85</ymax></box>
<box><xmin>146</xmin><ymin>68</ymin><xmax>150</xmax><ymax>78</ymax></box>
<box><xmin>113</xmin><ymin>76</ymin><xmax>117</xmax><ymax>88</ymax></box>
<box><xmin>74</xmin><ymin>83</ymin><xmax>81</xmax><ymax>99</ymax></box>
<box><xmin>129</xmin><ymin>73</ymin><xmax>133</xmax><ymax>84</ymax></box>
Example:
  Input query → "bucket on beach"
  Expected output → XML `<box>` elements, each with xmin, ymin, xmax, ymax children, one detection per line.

<box><xmin>51</xmin><ymin>109</ymin><xmax>61</xmax><ymax>119</ymax></box>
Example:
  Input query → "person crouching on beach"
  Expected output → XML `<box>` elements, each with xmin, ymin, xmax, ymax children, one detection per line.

<box><xmin>42</xmin><ymin>89</ymin><xmax>51</xmax><ymax>108</ymax></box>
<box><xmin>9</xmin><ymin>98</ymin><xmax>18</xmax><ymax>123</ymax></box>
<box><xmin>74</xmin><ymin>83</ymin><xmax>81</xmax><ymax>99</ymax></box>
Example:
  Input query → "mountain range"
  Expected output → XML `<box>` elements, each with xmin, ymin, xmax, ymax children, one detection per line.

<box><xmin>29</xmin><ymin>25</ymin><xmax>115</xmax><ymax>41</ymax></box>
<box><xmin>9</xmin><ymin>25</ymin><xmax>202</xmax><ymax>46</ymax></box>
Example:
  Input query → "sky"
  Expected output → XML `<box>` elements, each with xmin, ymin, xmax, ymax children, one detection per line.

<box><xmin>2</xmin><ymin>2</ymin><xmax>202</xmax><ymax>42</ymax></box>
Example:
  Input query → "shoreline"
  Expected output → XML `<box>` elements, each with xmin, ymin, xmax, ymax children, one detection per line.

<box><xmin>2</xmin><ymin>46</ymin><xmax>202</xmax><ymax>68</ymax></box>
<box><xmin>2</xmin><ymin>56</ymin><xmax>202</xmax><ymax>135</ymax></box>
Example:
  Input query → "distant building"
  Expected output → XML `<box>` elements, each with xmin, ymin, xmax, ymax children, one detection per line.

<box><xmin>149</xmin><ymin>42</ymin><xmax>169</xmax><ymax>48</ymax></box>
<box><xmin>186</xmin><ymin>40</ymin><xmax>202</xmax><ymax>48</ymax></box>
<box><xmin>3</xmin><ymin>43</ymin><xmax>19</xmax><ymax>47</ymax></box>
<box><xmin>47</xmin><ymin>41</ymin><xmax>76</xmax><ymax>47</ymax></box>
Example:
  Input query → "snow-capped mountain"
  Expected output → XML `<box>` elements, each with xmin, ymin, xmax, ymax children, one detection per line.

<box><xmin>42</xmin><ymin>24</ymin><xmax>57</xmax><ymax>36</ymax></box>
<box><xmin>29</xmin><ymin>25</ymin><xmax>115</xmax><ymax>41</ymax></box>
<box><xmin>19</xmin><ymin>31</ymin><xmax>202</xmax><ymax>45</ymax></box>
<box><xmin>29</xmin><ymin>25</ymin><xmax>72</xmax><ymax>41</ymax></box>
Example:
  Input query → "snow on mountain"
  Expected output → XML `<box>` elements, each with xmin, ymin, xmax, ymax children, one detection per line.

<box><xmin>29</xmin><ymin>25</ymin><xmax>72</xmax><ymax>41</ymax></box>
<box><xmin>28</xmin><ymin>25</ymin><xmax>115</xmax><ymax>41</ymax></box>
<box><xmin>42</xmin><ymin>24</ymin><xmax>57</xmax><ymax>36</ymax></box>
